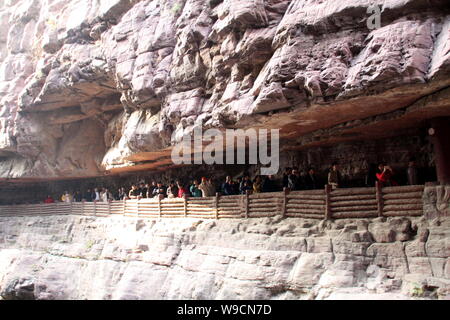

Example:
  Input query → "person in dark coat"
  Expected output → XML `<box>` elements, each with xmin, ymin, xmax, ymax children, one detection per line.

<box><xmin>140</xmin><ymin>183</ymin><xmax>148</xmax><ymax>198</ymax></box>
<box><xmin>73</xmin><ymin>191</ymin><xmax>83</xmax><ymax>202</ymax></box>
<box><xmin>152</xmin><ymin>182</ymin><xmax>167</xmax><ymax>198</ymax></box>
<box><xmin>365</xmin><ymin>163</ymin><xmax>377</xmax><ymax>187</ymax></box>
<box><xmin>241</xmin><ymin>180</ymin><xmax>253</xmax><ymax>195</ymax></box>
<box><xmin>288</xmin><ymin>169</ymin><xmax>302</xmax><ymax>191</ymax></box>
<box><xmin>221</xmin><ymin>176</ymin><xmax>235</xmax><ymax>195</ymax></box>
<box><xmin>128</xmin><ymin>185</ymin><xmax>140</xmax><ymax>199</ymax></box>
<box><xmin>262</xmin><ymin>175</ymin><xmax>278</xmax><ymax>192</ymax></box>
<box><xmin>239</xmin><ymin>175</ymin><xmax>253</xmax><ymax>194</ymax></box>
<box><xmin>304</xmin><ymin>168</ymin><xmax>319</xmax><ymax>190</ymax></box>
<box><xmin>147</xmin><ymin>181</ymin><xmax>157</xmax><ymax>198</ymax></box>
<box><xmin>117</xmin><ymin>187</ymin><xmax>127</xmax><ymax>200</ymax></box>
<box><xmin>84</xmin><ymin>189</ymin><xmax>93</xmax><ymax>202</ymax></box>
<box><xmin>282</xmin><ymin>168</ymin><xmax>292</xmax><ymax>189</ymax></box>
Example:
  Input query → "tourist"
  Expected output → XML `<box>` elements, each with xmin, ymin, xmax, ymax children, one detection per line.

<box><xmin>407</xmin><ymin>158</ymin><xmax>418</xmax><ymax>185</ymax></box>
<box><xmin>198</xmin><ymin>177</ymin><xmax>216</xmax><ymax>197</ymax></box>
<box><xmin>171</xmin><ymin>181</ymin><xmax>178</xmax><ymax>198</ymax></box>
<box><xmin>238</xmin><ymin>176</ymin><xmax>245</xmax><ymax>193</ymax></box>
<box><xmin>101</xmin><ymin>188</ymin><xmax>113</xmax><ymax>202</ymax></box>
<box><xmin>61</xmin><ymin>191</ymin><xmax>73</xmax><ymax>203</ymax></box>
<box><xmin>117</xmin><ymin>187</ymin><xmax>127</xmax><ymax>200</ymax></box>
<box><xmin>282</xmin><ymin>167</ymin><xmax>291</xmax><ymax>189</ymax></box>
<box><xmin>288</xmin><ymin>168</ymin><xmax>301</xmax><ymax>191</ymax></box>
<box><xmin>44</xmin><ymin>195</ymin><xmax>54</xmax><ymax>204</ymax></box>
<box><xmin>136</xmin><ymin>183</ymin><xmax>142</xmax><ymax>197</ymax></box>
<box><xmin>328</xmin><ymin>163</ymin><xmax>341</xmax><ymax>189</ymax></box>
<box><xmin>107</xmin><ymin>188</ymin><xmax>114</xmax><ymax>201</ymax></box>
<box><xmin>83</xmin><ymin>189</ymin><xmax>93</xmax><ymax>202</ymax></box>
<box><xmin>140</xmin><ymin>182</ymin><xmax>148</xmax><ymax>198</ymax></box>
<box><xmin>189</xmin><ymin>180</ymin><xmax>202</xmax><ymax>197</ymax></box>
<box><xmin>305</xmin><ymin>167</ymin><xmax>319</xmax><ymax>190</ymax></box>
<box><xmin>147</xmin><ymin>181</ymin><xmax>157</xmax><ymax>198</ymax></box>
<box><xmin>235</xmin><ymin>177</ymin><xmax>242</xmax><ymax>193</ymax></box>
<box><xmin>239</xmin><ymin>175</ymin><xmax>253</xmax><ymax>194</ymax></box>
<box><xmin>100</xmin><ymin>188</ymin><xmax>106</xmax><ymax>202</ymax></box>
<box><xmin>262</xmin><ymin>175</ymin><xmax>278</xmax><ymax>193</ymax></box>
<box><xmin>73</xmin><ymin>191</ymin><xmax>82</xmax><ymax>202</ymax></box>
<box><xmin>253</xmin><ymin>176</ymin><xmax>262</xmax><ymax>193</ymax></box>
<box><xmin>177</xmin><ymin>181</ymin><xmax>188</xmax><ymax>198</ymax></box>
<box><xmin>221</xmin><ymin>176</ymin><xmax>235</xmax><ymax>195</ymax></box>
<box><xmin>198</xmin><ymin>177</ymin><xmax>208</xmax><ymax>197</ymax></box>
<box><xmin>208</xmin><ymin>178</ymin><xmax>216</xmax><ymax>195</ymax></box>
<box><xmin>98</xmin><ymin>188</ymin><xmax>104</xmax><ymax>202</ymax></box>
<box><xmin>365</xmin><ymin>163</ymin><xmax>377</xmax><ymax>187</ymax></box>
<box><xmin>152</xmin><ymin>182</ymin><xmax>167</xmax><ymax>198</ymax></box>
<box><xmin>167</xmin><ymin>181</ymin><xmax>178</xmax><ymax>198</ymax></box>
<box><xmin>93</xmin><ymin>188</ymin><xmax>101</xmax><ymax>202</ymax></box>
<box><xmin>128</xmin><ymin>185</ymin><xmax>140</xmax><ymax>199</ymax></box>
<box><xmin>376</xmin><ymin>163</ymin><xmax>398</xmax><ymax>187</ymax></box>
<box><xmin>241</xmin><ymin>180</ymin><xmax>253</xmax><ymax>195</ymax></box>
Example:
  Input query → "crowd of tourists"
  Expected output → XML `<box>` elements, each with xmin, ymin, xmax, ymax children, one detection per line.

<box><xmin>43</xmin><ymin>159</ymin><xmax>420</xmax><ymax>204</ymax></box>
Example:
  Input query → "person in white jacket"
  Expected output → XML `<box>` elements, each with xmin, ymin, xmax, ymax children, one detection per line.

<box><xmin>100</xmin><ymin>188</ymin><xmax>113</xmax><ymax>202</ymax></box>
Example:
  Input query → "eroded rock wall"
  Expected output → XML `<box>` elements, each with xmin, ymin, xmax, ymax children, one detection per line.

<box><xmin>0</xmin><ymin>213</ymin><xmax>449</xmax><ymax>300</ymax></box>
<box><xmin>0</xmin><ymin>0</ymin><xmax>449</xmax><ymax>178</ymax></box>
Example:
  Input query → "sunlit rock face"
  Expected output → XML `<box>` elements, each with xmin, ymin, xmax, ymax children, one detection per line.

<box><xmin>0</xmin><ymin>214</ymin><xmax>449</xmax><ymax>300</ymax></box>
<box><xmin>0</xmin><ymin>0</ymin><xmax>449</xmax><ymax>179</ymax></box>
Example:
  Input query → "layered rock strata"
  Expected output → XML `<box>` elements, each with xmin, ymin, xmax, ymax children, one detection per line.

<box><xmin>0</xmin><ymin>213</ymin><xmax>449</xmax><ymax>300</ymax></box>
<box><xmin>0</xmin><ymin>0</ymin><xmax>449</xmax><ymax>179</ymax></box>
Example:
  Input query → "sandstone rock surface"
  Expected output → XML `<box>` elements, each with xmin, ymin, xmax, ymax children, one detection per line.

<box><xmin>0</xmin><ymin>214</ymin><xmax>449</xmax><ymax>300</ymax></box>
<box><xmin>0</xmin><ymin>0</ymin><xmax>449</xmax><ymax>179</ymax></box>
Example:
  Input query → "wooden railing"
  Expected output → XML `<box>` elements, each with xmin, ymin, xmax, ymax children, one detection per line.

<box><xmin>0</xmin><ymin>185</ymin><xmax>425</xmax><ymax>220</ymax></box>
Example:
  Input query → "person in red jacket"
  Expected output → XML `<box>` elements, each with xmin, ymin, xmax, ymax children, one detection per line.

<box><xmin>44</xmin><ymin>195</ymin><xmax>55</xmax><ymax>203</ymax></box>
<box><xmin>177</xmin><ymin>181</ymin><xmax>188</xmax><ymax>198</ymax></box>
<box><xmin>376</xmin><ymin>163</ymin><xmax>398</xmax><ymax>187</ymax></box>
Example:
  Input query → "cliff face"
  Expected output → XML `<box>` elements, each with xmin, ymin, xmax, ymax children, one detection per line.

<box><xmin>0</xmin><ymin>0</ymin><xmax>449</xmax><ymax>179</ymax></box>
<box><xmin>1</xmin><ymin>213</ymin><xmax>449</xmax><ymax>300</ymax></box>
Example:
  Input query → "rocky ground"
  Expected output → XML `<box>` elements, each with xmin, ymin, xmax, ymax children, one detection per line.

<box><xmin>0</xmin><ymin>214</ymin><xmax>448</xmax><ymax>300</ymax></box>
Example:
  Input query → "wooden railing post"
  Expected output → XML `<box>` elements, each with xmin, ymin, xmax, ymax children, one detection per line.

<box><xmin>158</xmin><ymin>195</ymin><xmax>162</xmax><ymax>218</ymax></box>
<box><xmin>137</xmin><ymin>198</ymin><xmax>140</xmax><ymax>217</ymax></box>
<box><xmin>244</xmin><ymin>191</ymin><xmax>249</xmax><ymax>219</ymax></box>
<box><xmin>93</xmin><ymin>201</ymin><xmax>97</xmax><ymax>216</ymax></box>
<box><xmin>376</xmin><ymin>181</ymin><xmax>384</xmax><ymax>217</ymax></box>
<box><xmin>325</xmin><ymin>184</ymin><xmax>332</xmax><ymax>220</ymax></box>
<box><xmin>282</xmin><ymin>188</ymin><xmax>288</xmax><ymax>218</ymax></box>
<box><xmin>215</xmin><ymin>193</ymin><xmax>219</xmax><ymax>220</ymax></box>
<box><xmin>183</xmin><ymin>195</ymin><xmax>188</xmax><ymax>217</ymax></box>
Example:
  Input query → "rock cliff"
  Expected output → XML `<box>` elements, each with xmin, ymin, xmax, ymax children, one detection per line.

<box><xmin>0</xmin><ymin>0</ymin><xmax>449</xmax><ymax>179</ymax></box>
<box><xmin>0</xmin><ymin>213</ymin><xmax>449</xmax><ymax>300</ymax></box>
